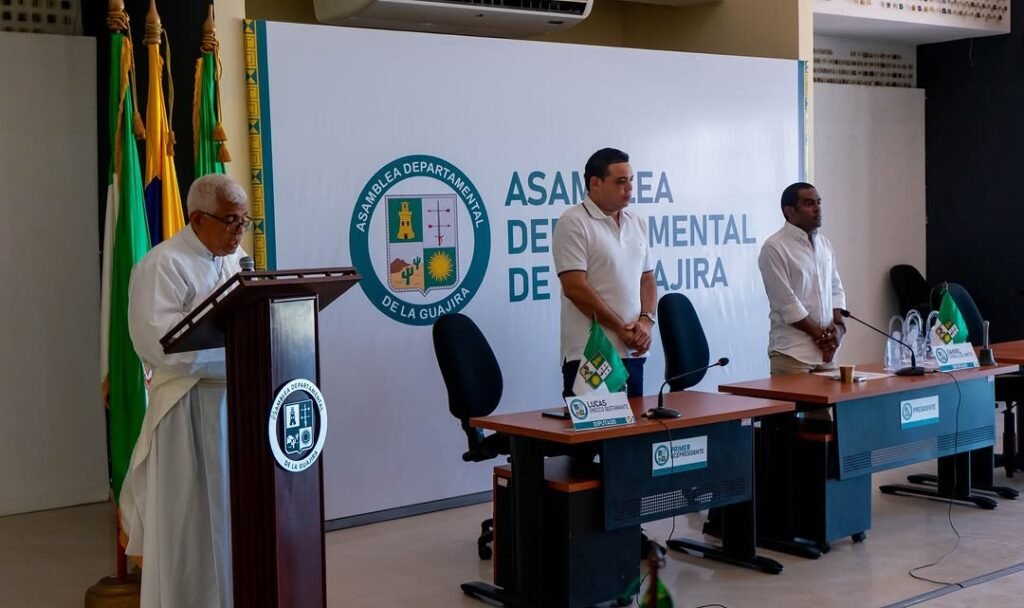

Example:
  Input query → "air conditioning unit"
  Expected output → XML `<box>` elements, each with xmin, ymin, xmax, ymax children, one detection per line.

<box><xmin>314</xmin><ymin>0</ymin><xmax>592</xmax><ymax>38</ymax></box>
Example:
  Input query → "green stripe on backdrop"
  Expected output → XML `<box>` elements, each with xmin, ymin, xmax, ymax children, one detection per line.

<box><xmin>255</xmin><ymin>20</ymin><xmax>277</xmax><ymax>270</ymax></box>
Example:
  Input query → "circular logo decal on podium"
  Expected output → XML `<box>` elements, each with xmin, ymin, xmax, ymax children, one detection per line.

<box><xmin>935</xmin><ymin>348</ymin><xmax>949</xmax><ymax>364</ymax></box>
<box><xmin>268</xmin><ymin>379</ymin><xmax>328</xmax><ymax>473</ymax></box>
<box><xmin>901</xmin><ymin>401</ymin><xmax>913</xmax><ymax>422</ymax></box>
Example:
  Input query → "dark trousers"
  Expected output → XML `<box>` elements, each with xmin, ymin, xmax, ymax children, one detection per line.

<box><xmin>562</xmin><ymin>357</ymin><xmax>646</xmax><ymax>399</ymax></box>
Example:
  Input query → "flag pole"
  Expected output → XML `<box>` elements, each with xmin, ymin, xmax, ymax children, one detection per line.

<box><xmin>85</xmin><ymin>1</ymin><xmax>143</xmax><ymax>606</ymax></box>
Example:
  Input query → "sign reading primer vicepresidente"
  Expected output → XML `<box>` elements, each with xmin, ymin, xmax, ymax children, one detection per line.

<box><xmin>652</xmin><ymin>436</ymin><xmax>709</xmax><ymax>476</ymax></box>
<box><xmin>350</xmin><ymin>155</ymin><xmax>491</xmax><ymax>326</ymax></box>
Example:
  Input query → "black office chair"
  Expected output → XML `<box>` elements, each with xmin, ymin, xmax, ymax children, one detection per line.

<box><xmin>432</xmin><ymin>313</ymin><xmax>509</xmax><ymax>560</ymax></box>
<box><xmin>657</xmin><ymin>292</ymin><xmax>711</xmax><ymax>390</ymax></box>
<box><xmin>657</xmin><ymin>293</ymin><xmax>722</xmax><ymax>538</ymax></box>
<box><xmin>890</xmin><ymin>264</ymin><xmax>931</xmax><ymax>317</ymax></box>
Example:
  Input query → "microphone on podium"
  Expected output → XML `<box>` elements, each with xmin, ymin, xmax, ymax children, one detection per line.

<box><xmin>649</xmin><ymin>357</ymin><xmax>730</xmax><ymax>419</ymax></box>
<box><xmin>838</xmin><ymin>309</ymin><xmax>925</xmax><ymax>376</ymax></box>
<box><xmin>239</xmin><ymin>256</ymin><xmax>255</xmax><ymax>273</ymax></box>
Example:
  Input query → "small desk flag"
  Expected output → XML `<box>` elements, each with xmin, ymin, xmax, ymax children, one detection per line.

<box><xmin>572</xmin><ymin>320</ymin><xmax>628</xmax><ymax>395</ymax></box>
<box><xmin>932</xmin><ymin>286</ymin><xmax>969</xmax><ymax>345</ymax></box>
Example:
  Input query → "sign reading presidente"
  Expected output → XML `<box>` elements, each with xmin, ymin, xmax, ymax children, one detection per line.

<box><xmin>268</xmin><ymin>378</ymin><xmax>328</xmax><ymax>473</ymax></box>
<box><xmin>900</xmin><ymin>395</ymin><xmax>939</xmax><ymax>429</ymax></box>
<box><xmin>350</xmin><ymin>155</ymin><xmax>491</xmax><ymax>325</ymax></box>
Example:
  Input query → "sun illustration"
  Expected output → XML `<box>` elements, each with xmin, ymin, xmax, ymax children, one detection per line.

<box><xmin>427</xmin><ymin>251</ymin><xmax>454</xmax><ymax>282</ymax></box>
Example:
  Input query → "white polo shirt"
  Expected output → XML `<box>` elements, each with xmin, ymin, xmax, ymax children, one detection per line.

<box><xmin>758</xmin><ymin>221</ymin><xmax>847</xmax><ymax>364</ymax></box>
<box><xmin>553</xmin><ymin>197</ymin><xmax>653</xmax><ymax>362</ymax></box>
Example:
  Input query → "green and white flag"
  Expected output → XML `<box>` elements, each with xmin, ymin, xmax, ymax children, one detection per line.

<box><xmin>100</xmin><ymin>30</ymin><xmax>151</xmax><ymax>502</ymax></box>
<box><xmin>931</xmin><ymin>287</ymin><xmax>969</xmax><ymax>345</ymax></box>
<box><xmin>572</xmin><ymin>321</ymin><xmax>629</xmax><ymax>395</ymax></box>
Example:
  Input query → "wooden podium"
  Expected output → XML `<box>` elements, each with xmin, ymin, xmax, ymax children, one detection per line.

<box><xmin>161</xmin><ymin>267</ymin><xmax>360</xmax><ymax>608</ymax></box>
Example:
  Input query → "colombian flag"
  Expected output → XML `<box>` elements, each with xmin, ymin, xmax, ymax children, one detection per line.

<box><xmin>143</xmin><ymin>5</ymin><xmax>184</xmax><ymax>245</ymax></box>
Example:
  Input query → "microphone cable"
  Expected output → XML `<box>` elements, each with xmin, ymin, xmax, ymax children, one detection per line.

<box><xmin>907</xmin><ymin>369</ymin><xmax>964</xmax><ymax>587</ymax></box>
<box><xmin>635</xmin><ymin>409</ymin><xmax>731</xmax><ymax>608</ymax></box>
<box><xmin>629</xmin><ymin>414</ymin><xmax>675</xmax><ymax>607</ymax></box>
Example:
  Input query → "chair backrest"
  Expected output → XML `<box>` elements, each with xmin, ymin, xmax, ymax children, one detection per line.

<box><xmin>931</xmin><ymin>282</ymin><xmax>985</xmax><ymax>344</ymax></box>
<box><xmin>432</xmin><ymin>313</ymin><xmax>503</xmax><ymax>422</ymax></box>
<box><xmin>657</xmin><ymin>293</ymin><xmax>711</xmax><ymax>391</ymax></box>
<box><xmin>889</xmin><ymin>264</ymin><xmax>930</xmax><ymax>317</ymax></box>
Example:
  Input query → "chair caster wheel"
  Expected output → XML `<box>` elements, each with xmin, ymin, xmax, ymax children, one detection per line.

<box><xmin>852</xmin><ymin>532</ymin><xmax>866</xmax><ymax>543</ymax></box>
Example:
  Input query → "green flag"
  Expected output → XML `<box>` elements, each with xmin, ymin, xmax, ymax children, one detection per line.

<box><xmin>623</xmin><ymin>564</ymin><xmax>675</xmax><ymax>607</ymax></box>
<box><xmin>572</xmin><ymin>321</ymin><xmax>629</xmax><ymax>395</ymax></box>
<box><xmin>642</xmin><ymin>579</ymin><xmax>674</xmax><ymax>608</ymax></box>
<box><xmin>194</xmin><ymin>50</ymin><xmax>226</xmax><ymax>177</ymax></box>
<box><xmin>100</xmin><ymin>32</ymin><xmax>152</xmax><ymax>501</ymax></box>
<box><xmin>932</xmin><ymin>287</ymin><xmax>969</xmax><ymax>345</ymax></box>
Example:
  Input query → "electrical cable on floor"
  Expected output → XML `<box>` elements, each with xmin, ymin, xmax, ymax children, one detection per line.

<box><xmin>628</xmin><ymin>416</ymin><xmax>676</xmax><ymax>607</ymax></box>
<box><xmin>648</xmin><ymin>416</ymin><xmax>731</xmax><ymax>608</ymax></box>
<box><xmin>652</xmin><ymin>415</ymin><xmax>679</xmax><ymax>548</ymax></box>
<box><xmin>907</xmin><ymin>369</ymin><xmax>964</xmax><ymax>587</ymax></box>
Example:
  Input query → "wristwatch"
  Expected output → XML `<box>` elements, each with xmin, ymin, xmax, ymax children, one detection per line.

<box><xmin>639</xmin><ymin>312</ymin><xmax>656</xmax><ymax>326</ymax></box>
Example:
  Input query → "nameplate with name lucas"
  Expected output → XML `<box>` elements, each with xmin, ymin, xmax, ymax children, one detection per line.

<box><xmin>933</xmin><ymin>344</ymin><xmax>979</xmax><ymax>372</ymax></box>
<box><xmin>565</xmin><ymin>392</ymin><xmax>634</xmax><ymax>430</ymax></box>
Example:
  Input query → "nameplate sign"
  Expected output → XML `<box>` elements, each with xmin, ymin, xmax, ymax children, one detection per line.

<box><xmin>933</xmin><ymin>344</ymin><xmax>979</xmax><ymax>372</ymax></box>
<box><xmin>565</xmin><ymin>392</ymin><xmax>634</xmax><ymax>430</ymax></box>
<box><xmin>900</xmin><ymin>395</ymin><xmax>939</xmax><ymax>429</ymax></box>
<box><xmin>652</xmin><ymin>436</ymin><xmax>709</xmax><ymax>476</ymax></box>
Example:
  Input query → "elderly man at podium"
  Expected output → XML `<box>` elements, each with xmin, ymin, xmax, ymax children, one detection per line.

<box><xmin>120</xmin><ymin>173</ymin><xmax>251</xmax><ymax>608</ymax></box>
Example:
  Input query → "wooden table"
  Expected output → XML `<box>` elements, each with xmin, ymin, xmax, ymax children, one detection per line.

<box><xmin>720</xmin><ymin>363</ymin><xmax>1016</xmax><ymax>557</ymax></box>
<box><xmin>985</xmin><ymin>341</ymin><xmax>1024</xmax><ymax>477</ymax></box>
<box><xmin>469</xmin><ymin>390</ymin><xmax>793</xmax><ymax>607</ymax></box>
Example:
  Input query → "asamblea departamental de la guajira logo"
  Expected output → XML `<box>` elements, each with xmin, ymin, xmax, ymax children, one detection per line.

<box><xmin>349</xmin><ymin>155</ymin><xmax>490</xmax><ymax>326</ymax></box>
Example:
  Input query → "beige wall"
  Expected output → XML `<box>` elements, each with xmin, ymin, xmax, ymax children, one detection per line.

<box><xmin>623</xmin><ymin>0</ymin><xmax>802</xmax><ymax>59</ymax></box>
<box><xmin>246</xmin><ymin>0</ymin><xmax>317</xmax><ymax>22</ymax></box>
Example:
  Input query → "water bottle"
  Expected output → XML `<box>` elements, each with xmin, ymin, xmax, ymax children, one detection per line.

<box><xmin>923</xmin><ymin>311</ymin><xmax>939</xmax><ymax>363</ymax></box>
<box><xmin>885</xmin><ymin>316</ymin><xmax>904</xmax><ymax>371</ymax></box>
<box><xmin>904</xmin><ymin>311</ymin><xmax>922</xmax><ymax>366</ymax></box>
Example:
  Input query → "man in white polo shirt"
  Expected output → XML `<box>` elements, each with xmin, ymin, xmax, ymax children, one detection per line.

<box><xmin>553</xmin><ymin>147</ymin><xmax>657</xmax><ymax>397</ymax></box>
<box><xmin>758</xmin><ymin>182</ymin><xmax>847</xmax><ymax>376</ymax></box>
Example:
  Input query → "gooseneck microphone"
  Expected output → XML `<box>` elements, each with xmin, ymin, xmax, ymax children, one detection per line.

<box><xmin>839</xmin><ymin>309</ymin><xmax>925</xmax><ymax>376</ymax></box>
<box><xmin>649</xmin><ymin>357</ymin><xmax>730</xmax><ymax>419</ymax></box>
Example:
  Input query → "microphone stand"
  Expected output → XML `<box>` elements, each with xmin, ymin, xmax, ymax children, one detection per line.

<box><xmin>650</xmin><ymin>358</ymin><xmax>729</xmax><ymax>419</ymax></box>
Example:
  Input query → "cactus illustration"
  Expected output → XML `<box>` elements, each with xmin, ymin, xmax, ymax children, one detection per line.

<box><xmin>401</xmin><ymin>266</ymin><xmax>414</xmax><ymax>285</ymax></box>
<box><xmin>413</xmin><ymin>256</ymin><xmax>422</xmax><ymax>270</ymax></box>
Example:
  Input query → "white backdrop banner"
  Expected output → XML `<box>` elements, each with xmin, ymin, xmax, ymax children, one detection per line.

<box><xmin>251</xmin><ymin>21</ymin><xmax>803</xmax><ymax>519</ymax></box>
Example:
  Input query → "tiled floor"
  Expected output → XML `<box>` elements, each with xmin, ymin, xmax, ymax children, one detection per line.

<box><xmin>4</xmin><ymin>464</ymin><xmax>1024</xmax><ymax>607</ymax></box>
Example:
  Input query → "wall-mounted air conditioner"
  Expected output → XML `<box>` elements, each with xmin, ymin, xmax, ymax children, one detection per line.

<box><xmin>314</xmin><ymin>0</ymin><xmax>592</xmax><ymax>38</ymax></box>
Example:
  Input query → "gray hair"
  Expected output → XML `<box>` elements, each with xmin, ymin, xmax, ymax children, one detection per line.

<box><xmin>187</xmin><ymin>174</ymin><xmax>248</xmax><ymax>214</ymax></box>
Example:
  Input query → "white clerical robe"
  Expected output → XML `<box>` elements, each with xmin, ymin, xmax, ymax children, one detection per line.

<box><xmin>120</xmin><ymin>226</ymin><xmax>245</xmax><ymax>608</ymax></box>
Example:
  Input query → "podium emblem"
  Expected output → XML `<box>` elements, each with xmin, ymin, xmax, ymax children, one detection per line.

<box><xmin>350</xmin><ymin>155</ymin><xmax>491</xmax><ymax>326</ymax></box>
<box><xmin>268</xmin><ymin>379</ymin><xmax>328</xmax><ymax>473</ymax></box>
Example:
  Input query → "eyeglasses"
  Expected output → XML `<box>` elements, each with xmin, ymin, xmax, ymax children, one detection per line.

<box><xmin>199</xmin><ymin>211</ymin><xmax>254</xmax><ymax>231</ymax></box>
